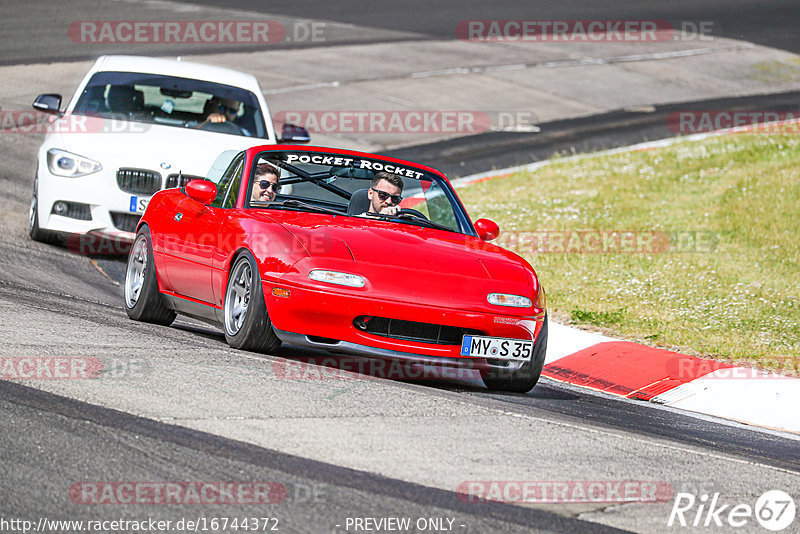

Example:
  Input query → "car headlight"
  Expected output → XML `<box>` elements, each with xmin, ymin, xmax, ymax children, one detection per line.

<box><xmin>487</xmin><ymin>293</ymin><xmax>532</xmax><ymax>308</ymax></box>
<box><xmin>308</xmin><ymin>269</ymin><xmax>366</xmax><ymax>288</ymax></box>
<box><xmin>46</xmin><ymin>148</ymin><xmax>102</xmax><ymax>177</ymax></box>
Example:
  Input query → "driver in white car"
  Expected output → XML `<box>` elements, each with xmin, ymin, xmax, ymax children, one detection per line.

<box><xmin>197</xmin><ymin>96</ymin><xmax>251</xmax><ymax>135</ymax></box>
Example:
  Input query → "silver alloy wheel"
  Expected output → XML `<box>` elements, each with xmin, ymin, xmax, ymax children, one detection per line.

<box><xmin>224</xmin><ymin>258</ymin><xmax>252</xmax><ymax>336</ymax></box>
<box><xmin>125</xmin><ymin>235</ymin><xmax>148</xmax><ymax>308</ymax></box>
<box><xmin>28</xmin><ymin>194</ymin><xmax>36</xmax><ymax>233</ymax></box>
<box><xmin>29</xmin><ymin>175</ymin><xmax>39</xmax><ymax>233</ymax></box>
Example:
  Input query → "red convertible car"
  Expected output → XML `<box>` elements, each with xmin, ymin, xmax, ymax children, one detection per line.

<box><xmin>124</xmin><ymin>146</ymin><xmax>547</xmax><ymax>392</ymax></box>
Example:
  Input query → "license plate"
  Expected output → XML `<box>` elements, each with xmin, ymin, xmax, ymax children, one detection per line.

<box><xmin>129</xmin><ymin>196</ymin><xmax>150</xmax><ymax>214</ymax></box>
<box><xmin>461</xmin><ymin>335</ymin><xmax>533</xmax><ymax>361</ymax></box>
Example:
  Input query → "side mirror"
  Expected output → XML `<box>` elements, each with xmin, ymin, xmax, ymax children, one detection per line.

<box><xmin>279</xmin><ymin>123</ymin><xmax>310</xmax><ymax>143</ymax></box>
<box><xmin>474</xmin><ymin>218</ymin><xmax>500</xmax><ymax>241</ymax></box>
<box><xmin>33</xmin><ymin>94</ymin><xmax>62</xmax><ymax>114</ymax></box>
<box><xmin>185</xmin><ymin>179</ymin><xmax>217</xmax><ymax>205</ymax></box>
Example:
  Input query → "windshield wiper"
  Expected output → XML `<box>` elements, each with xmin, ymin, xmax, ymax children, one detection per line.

<box><xmin>266</xmin><ymin>199</ymin><xmax>344</xmax><ymax>216</ymax></box>
<box><xmin>366</xmin><ymin>212</ymin><xmax>455</xmax><ymax>232</ymax></box>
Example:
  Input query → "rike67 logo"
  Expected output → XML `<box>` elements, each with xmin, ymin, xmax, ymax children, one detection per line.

<box><xmin>668</xmin><ymin>490</ymin><xmax>796</xmax><ymax>531</ymax></box>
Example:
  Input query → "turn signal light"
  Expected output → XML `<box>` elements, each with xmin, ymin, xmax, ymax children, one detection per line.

<box><xmin>272</xmin><ymin>287</ymin><xmax>291</xmax><ymax>298</ymax></box>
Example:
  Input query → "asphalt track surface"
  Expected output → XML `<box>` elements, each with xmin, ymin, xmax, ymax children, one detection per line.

<box><xmin>1</xmin><ymin>381</ymin><xmax>620</xmax><ymax>534</ymax></box>
<box><xmin>2</xmin><ymin>0</ymin><xmax>799</xmax><ymax>64</ymax></box>
<box><xmin>2</xmin><ymin>2</ymin><xmax>800</xmax><ymax>533</ymax></box>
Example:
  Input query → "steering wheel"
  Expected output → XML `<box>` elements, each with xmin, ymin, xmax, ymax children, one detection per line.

<box><xmin>398</xmin><ymin>208</ymin><xmax>428</xmax><ymax>220</ymax></box>
<box><xmin>196</xmin><ymin>120</ymin><xmax>245</xmax><ymax>135</ymax></box>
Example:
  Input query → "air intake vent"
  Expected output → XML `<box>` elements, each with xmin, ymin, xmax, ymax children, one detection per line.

<box><xmin>117</xmin><ymin>168</ymin><xmax>161</xmax><ymax>195</ymax></box>
<box><xmin>110</xmin><ymin>212</ymin><xmax>141</xmax><ymax>233</ymax></box>
<box><xmin>354</xmin><ymin>316</ymin><xmax>483</xmax><ymax>345</ymax></box>
<box><xmin>51</xmin><ymin>201</ymin><xmax>91</xmax><ymax>220</ymax></box>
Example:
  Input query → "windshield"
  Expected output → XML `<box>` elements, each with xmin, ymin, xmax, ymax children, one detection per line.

<box><xmin>72</xmin><ymin>71</ymin><xmax>266</xmax><ymax>138</ymax></box>
<box><xmin>246</xmin><ymin>151</ymin><xmax>473</xmax><ymax>235</ymax></box>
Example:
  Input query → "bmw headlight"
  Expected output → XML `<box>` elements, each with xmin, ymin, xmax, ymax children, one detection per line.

<box><xmin>309</xmin><ymin>270</ymin><xmax>366</xmax><ymax>288</ymax></box>
<box><xmin>46</xmin><ymin>149</ymin><xmax>102</xmax><ymax>177</ymax></box>
<box><xmin>487</xmin><ymin>293</ymin><xmax>532</xmax><ymax>308</ymax></box>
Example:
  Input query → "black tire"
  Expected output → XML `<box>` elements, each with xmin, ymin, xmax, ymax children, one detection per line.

<box><xmin>223</xmin><ymin>250</ymin><xmax>281</xmax><ymax>353</ymax></box>
<box><xmin>124</xmin><ymin>226</ymin><xmax>176</xmax><ymax>326</ymax></box>
<box><xmin>29</xmin><ymin>174</ymin><xmax>62</xmax><ymax>245</ymax></box>
<box><xmin>481</xmin><ymin>315</ymin><xmax>548</xmax><ymax>393</ymax></box>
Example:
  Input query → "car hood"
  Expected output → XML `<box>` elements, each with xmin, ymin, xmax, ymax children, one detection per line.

<box><xmin>47</xmin><ymin>118</ymin><xmax>260</xmax><ymax>178</ymax></box>
<box><xmin>261</xmin><ymin>212</ymin><xmax>537</xmax><ymax>311</ymax></box>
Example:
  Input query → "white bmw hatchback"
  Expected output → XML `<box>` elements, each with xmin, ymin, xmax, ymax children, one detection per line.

<box><xmin>29</xmin><ymin>55</ymin><xmax>308</xmax><ymax>250</ymax></box>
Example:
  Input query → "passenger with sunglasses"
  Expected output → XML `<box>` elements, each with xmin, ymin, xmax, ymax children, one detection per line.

<box><xmin>367</xmin><ymin>171</ymin><xmax>404</xmax><ymax>216</ymax></box>
<box><xmin>251</xmin><ymin>163</ymin><xmax>281</xmax><ymax>203</ymax></box>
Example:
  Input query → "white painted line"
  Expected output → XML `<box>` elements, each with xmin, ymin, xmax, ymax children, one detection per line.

<box><xmin>263</xmin><ymin>81</ymin><xmax>341</xmax><ymax>95</ymax></box>
<box><xmin>451</xmin><ymin>118</ymin><xmax>800</xmax><ymax>189</ymax></box>
<box><xmin>410</xmin><ymin>67</ymin><xmax>472</xmax><ymax>78</ymax></box>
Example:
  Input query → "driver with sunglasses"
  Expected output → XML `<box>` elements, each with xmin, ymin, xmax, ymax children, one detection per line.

<box><xmin>367</xmin><ymin>171</ymin><xmax>404</xmax><ymax>216</ymax></box>
<box><xmin>197</xmin><ymin>96</ymin><xmax>250</xmax><ymax>135</ymax></box>
<box><xmin>251</xmin><ymin>163</ymin><xmax>281</xmax><ymax>203</ymax></box>
<box><xmin>204</xmin><ymin>96</ymin><xmax>240</xmax><ymax>124</ymax></box>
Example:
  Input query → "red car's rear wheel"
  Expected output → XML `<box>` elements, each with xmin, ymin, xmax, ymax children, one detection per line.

<box><xmin>124</xmin><ymin>226</ymin><xmax>176</xmax><ymax>326</ymax></box>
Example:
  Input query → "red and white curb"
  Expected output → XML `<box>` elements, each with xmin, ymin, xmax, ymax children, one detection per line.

<box><xmin>543</xmin><ymin>323</ymin><xmax>800</xmax><ymax>433</ymax></box>
<box><xmin>453</xmin><ymin>123</ymin><xmax>800</xmax><ymax>434</ymax></box>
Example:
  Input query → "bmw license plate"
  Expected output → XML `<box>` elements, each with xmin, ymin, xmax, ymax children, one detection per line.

<box><xmin>129</xmin><ymin>196</ymin><xmax>150</xmax><ymax>213</ymax></box>
<box><xmin>461</xmin><ymin>335</ymin><xmax>533</xmax><ymax>361</ymax></box>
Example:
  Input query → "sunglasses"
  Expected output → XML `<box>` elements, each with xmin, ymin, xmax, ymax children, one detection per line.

<box><xmin>371</xmin><ymin>188</ymin><xmax>402</xmax><ymax>204</ymax></box>
<box><xmin>214</xmin><ymin>102</ymin><xmax>238</xmax><ymax>115</ymax></box>
<box><xmin>256</xmin><ymin>180</ymin><xmax>280</xmax><ymax>191</ymax></box>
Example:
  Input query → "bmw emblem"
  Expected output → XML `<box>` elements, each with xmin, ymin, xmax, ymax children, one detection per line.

<box><xmin>160</xmin><ymin>162</ymin><xmax>172</xmax><ymax>170</ymax></box>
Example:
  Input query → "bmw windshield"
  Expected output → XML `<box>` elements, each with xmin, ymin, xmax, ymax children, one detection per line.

<box><xmin>72</xmin><ymin>71</ymin><xmax>267</xmax><ymax>138</ymax></box>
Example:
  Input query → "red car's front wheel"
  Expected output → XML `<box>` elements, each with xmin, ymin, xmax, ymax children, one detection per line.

<box><xmin>223</xmin><ymin>251</ymin><xmax>281</xmax><ymax>353</ymax></box>
<box><xmin>481</xmin><ymin>315</ymin><xmax>548</xmax><ymax>393</ymax></box>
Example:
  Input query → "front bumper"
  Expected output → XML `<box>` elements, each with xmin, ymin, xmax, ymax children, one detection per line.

<box><xmin>264</xmin><ymin>281</ymin><xmax>545</xmax><ymax>367</ymax></box>
<box><xmin>35</xmin><ymin>165</ymin><xmax>150</xmax><ymax>241</ymax></box>
<box><xmin>273</xmin><ymin>328</ymin><xmax>525</xmax><ymax>372</ymax></box>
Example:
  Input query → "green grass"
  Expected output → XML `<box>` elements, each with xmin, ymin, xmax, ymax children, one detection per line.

<box><xmin>458</xmin><ymin>133</ymin><xmax>800</xmax><ymax>372</ymax></box>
